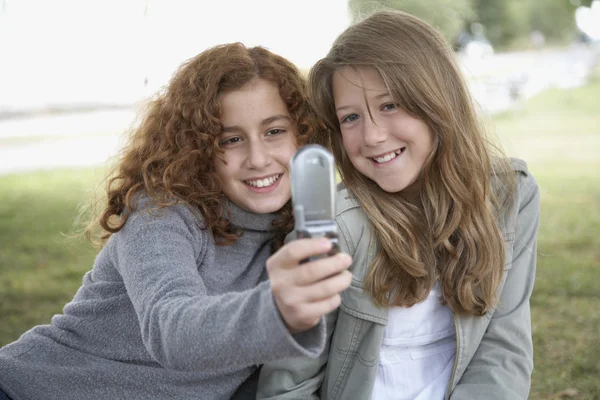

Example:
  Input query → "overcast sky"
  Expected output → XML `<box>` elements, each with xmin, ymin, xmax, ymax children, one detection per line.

<box><xmin>0</xmin><ymin>0</ymin><xmax>351</xmax><ymax>109</ymax></box>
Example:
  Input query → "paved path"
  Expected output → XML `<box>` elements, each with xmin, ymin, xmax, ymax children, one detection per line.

<box><xmin>0</xmin><ymin>110</ymin><xmax>132</xmax><ymax>175</ymax></box>
<box><xmin>0</xmin><ymin>134</ymin><xmax>125</xmax><ymax>175</ymax></box>
<box><xmin>1</xmin><ymin>47</ymin><xmax>597</xmax><ymax>176</ymax></box>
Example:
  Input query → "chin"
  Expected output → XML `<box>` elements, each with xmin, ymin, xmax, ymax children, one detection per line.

<box><xmin>247</xmin><ymin>200</ymin><xmax>287</xmax><ymax>215</ymax></box>
<box><xmin>379</xmin><ymin>185</ymin><xmax>403</xmax><ymax>194</ymax></box>
<box><xmin>374</xmin><ymin>178</ymin><xmax>406</xmax><ymax>194</ymax></box>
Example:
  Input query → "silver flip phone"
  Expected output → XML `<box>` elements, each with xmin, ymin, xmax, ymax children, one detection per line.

<box><xmin>290</xmin><ymin>144</ymin><xmax>339</xmax><ymax>259</ymax></box>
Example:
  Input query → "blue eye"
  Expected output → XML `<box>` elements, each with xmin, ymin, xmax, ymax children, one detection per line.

<box><xmin>382</xmin><ymin>103</ymin><xmax>397</xmax><ymax>111</ymax></box>
<box><xmin>341</xmin><ymin>114</ymin><xmax>359</xmax><ymax>124</ymax></box>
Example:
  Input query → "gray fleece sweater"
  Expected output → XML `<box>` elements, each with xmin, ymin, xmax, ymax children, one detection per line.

<box><xmin>0</xmin><ymin>199</ymin><xmax>325</xmax><ymax>400</ymax></box>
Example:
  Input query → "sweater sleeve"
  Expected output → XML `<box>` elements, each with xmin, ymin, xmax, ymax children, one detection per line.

<box><xmin>114</xmin><ymin>204</ymin><xmax>326</xmax><ymax>372</ymax></box>
<box><xmin>256</xmin><ymin>200</ymin><xmax>363</xmax><ymax>399</ymax></box>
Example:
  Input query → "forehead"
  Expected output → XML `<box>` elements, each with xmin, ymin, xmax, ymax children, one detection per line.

<box><xmin>332</xmin><ymin>66</ymin><xmax>388</xmax><ymax>97</ymax></box>
<box><xmin>219</xmin><ymin>79</ymin><xmax>290</xmax><ymax>123</ymax></box>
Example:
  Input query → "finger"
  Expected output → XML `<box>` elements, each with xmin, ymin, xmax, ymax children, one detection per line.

<box><xmin>297</xmin><ymin>270</ymin><xmax>353</xmax><ymax>302</ymax></box>
<box><xmin>268</xmin><ymin>238</ymin><xmax>333</xmax><ymax>269</ymax></box>
<box><xmin>288</xmin><ymin>294</ymin><xmax>343</xmax><ymax>331</ymax></box>
<box><xmin>274</xmin><ymin>269</ymin><xmax>350</xmax><ymax>309</ymax></box>
<box><xmin>292</xmin><ymin>253</ymin><xmax>352</xmax><ymax>286</ymax></box>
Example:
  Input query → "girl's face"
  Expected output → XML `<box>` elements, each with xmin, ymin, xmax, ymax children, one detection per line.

<box><xmin>332</xmin><ymin>66</ymin><xmax>433</xmax><ymax>195</ymax></box>
<box><xmin>214</xmin><ymin>78</ymin><xmax>298</xmax><ymax>214</ymax></box>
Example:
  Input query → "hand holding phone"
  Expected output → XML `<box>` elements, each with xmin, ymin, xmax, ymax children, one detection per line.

<box><xmin>265</xmin><ymin>145</ymin><xmax>352</xmax><ymax>333</ymax></box>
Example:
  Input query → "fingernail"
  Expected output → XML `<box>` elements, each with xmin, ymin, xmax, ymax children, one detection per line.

<box><xmin>320</xmin><ymin>239</ymin><xmax>332</xmax><ymax>250</ymax></box>
<box><xmin>340</xmin><ymin>253</ymin><xmax>352</xmax><ymax>265</ymax></box>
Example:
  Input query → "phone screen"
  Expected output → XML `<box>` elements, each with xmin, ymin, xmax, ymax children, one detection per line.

<box><xmin>290</xmin><ymin>145</ymin><xmax>335</xmax><ymax>224</ymax></box>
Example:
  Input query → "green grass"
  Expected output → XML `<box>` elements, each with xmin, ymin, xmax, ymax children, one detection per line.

<box><xmin>0</xmin><ymin>71</ymin><xmax>599</xmax><ymax>398</ymax></box>
<box><xmin>0</xmin><ymin>168</ymin><xmax>104</xmax><ymax>342</ymax></box>
<box><xmin>493</xmin><ymin>69</ymin><xmax>600</xmax><ymax>399</ymax></box>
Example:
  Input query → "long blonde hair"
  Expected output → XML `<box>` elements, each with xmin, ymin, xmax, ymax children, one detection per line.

<box><xmin>309</xmin><ymin>11</ymin><xmax>516</xmax><ymax>316</ymax></box>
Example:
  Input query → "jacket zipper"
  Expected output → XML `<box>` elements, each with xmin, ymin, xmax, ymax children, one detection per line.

<box><xmin>446</xmin><ymin>313</ymin><xmax>459</xmax><ymax>400</ymax></box>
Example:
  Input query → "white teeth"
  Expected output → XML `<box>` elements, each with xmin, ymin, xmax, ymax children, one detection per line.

<box><xmin>373</xmin><ymin>149</ymin><xmax>402</xmax><ymax>163</ymax></box>
<box><xmin>246</xmin><ymin>175</ymin><xmax>280</xmax><ymax>188</ymax></box>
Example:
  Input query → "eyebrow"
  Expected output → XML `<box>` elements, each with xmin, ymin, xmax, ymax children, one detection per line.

<box><xmin>335</xmin><ymin>92</ymin><xmax>393</xmax><ymax>113</ymax></box>
<box><xmin>375</xmin><ymin>92</ymin><xmax>393</xmax><ymax>100</ymax></box>
<box><xmin>222</xmin><ymin>115</ymin><xmax>291</xmax><ymax>133</ymax></box>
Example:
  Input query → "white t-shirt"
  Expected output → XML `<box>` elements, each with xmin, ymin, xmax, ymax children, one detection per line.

<box><xmin>371</xmin><ymin>282</ymin><xmax>456</xmax><ymax>400</ymax></box>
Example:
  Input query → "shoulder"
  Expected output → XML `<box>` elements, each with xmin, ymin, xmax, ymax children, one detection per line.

<box><xmin>511</xmin><ymin>158</ymin><xmax>539</xmax><ymax>200</ymax></box>
<box><xmin>509</xmin><ymin>157</ymin><xmax>528</xmax><ymax>175</ymax></box>
<box><xmin>505</xmin><ymin>158</ymin><xmax>539</xmax><ymax>208</ymax></box>
<box><xmin>120</xmin><ymin>194</ymin><xmax>208</xmax><ymax>243</ymax></box>
<box><xmin>495</xmin><ymin>158</ymin><xmax>540</xmax><ymax>237</ymax></box>
<box><xmin>492</xmin><ymin>158</ymin><xmax>539</xmax><ymax>203</ymax></box>
<box><xmin>107</xmin><ymin>197</ymin><xmax>210</xmax><ymax>272</ymax></box>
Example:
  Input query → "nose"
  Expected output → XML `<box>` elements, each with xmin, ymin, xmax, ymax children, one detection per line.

<box><xmin>362</xmin><ymin>116</ymin><xmax>387</xmax><ymax>147</ymax></box>
<box><xmin>246</xmin><ymin>140</ymin><xmax>271</xmax><ymax>169</ymax></box>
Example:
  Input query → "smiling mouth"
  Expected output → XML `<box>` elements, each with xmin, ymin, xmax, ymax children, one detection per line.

<box><xmin>371</xmin><ymin>148</ymin><xmax>405</xmax><ymax>163</ymax></box>
<box><xmin>244</xmin><ymin>174</ymin><xmax>282</xmax><ymax>188</ymax></box>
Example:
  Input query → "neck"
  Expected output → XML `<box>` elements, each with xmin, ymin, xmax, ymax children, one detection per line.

<box><xmin>224</xmin><ymin>200</ymin><xmax>280</xmax><ymax>232</ymax></box>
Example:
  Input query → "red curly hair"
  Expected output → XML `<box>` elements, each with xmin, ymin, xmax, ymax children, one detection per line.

<box><xmin>87</xmin><ymin>43</ymin><xmax>318</xmax><ymax>248</ymax></box>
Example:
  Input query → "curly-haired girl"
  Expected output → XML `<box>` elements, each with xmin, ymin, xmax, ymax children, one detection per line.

<box><xmin>0</xmin><ymin>43</ymin><xmax>352</xmax><ymax>400</ymax></box>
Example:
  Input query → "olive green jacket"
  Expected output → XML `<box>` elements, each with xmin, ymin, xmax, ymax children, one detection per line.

<box><xmin>257</xmin><ymin>158</ymin><xmax>539</xmax><ymax>400</ymax></box>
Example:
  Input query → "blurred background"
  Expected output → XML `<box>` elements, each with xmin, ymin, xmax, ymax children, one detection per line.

<box><xmin>1</xmin><ymin>0</ymin><xmax>599</xmax><ymax>398</ymax></box>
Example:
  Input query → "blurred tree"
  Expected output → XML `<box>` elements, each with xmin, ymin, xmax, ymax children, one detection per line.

<box><xmin>348</xmin><ymin>0</ymin><xmax>475</xmax><ymax>41</ymax></box>
<box><xmin>472</xmin><ymin>0</ymin><xmax>595</xmax><ymax>46</ymax></box>
<box><xmin>349</xmin><ymin>0</ymin><xmax>596</xmax><ymax>48</ymax></box>
<box><xmin>528</xmin><ymin>0</ymin><xmax>592</xmax><ymax>42</ymax></box>
<box><xmin>470</xmin><ymin>0</ymin><xmax>529</xmax><ymax>46</ymax></box>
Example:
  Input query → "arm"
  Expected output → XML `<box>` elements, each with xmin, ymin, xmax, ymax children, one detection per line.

<box><xmin>115</xmin><ymin>205</ymin><xmax>326</xmax><ymax>373</ymax></box>
<box><xmin>451</xmin><ymin>173</ymin><xmax>540</xmax><ymax>399</ymax></box>
<box><xmin>257</xmin><ymin>211</ymin><xmax>360</xmax><ymax>399</ymax></box>
<box><xmin>256</xmin><ymin>310</ymin><xmax>338</xmax><ymax>400</ymax></box>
